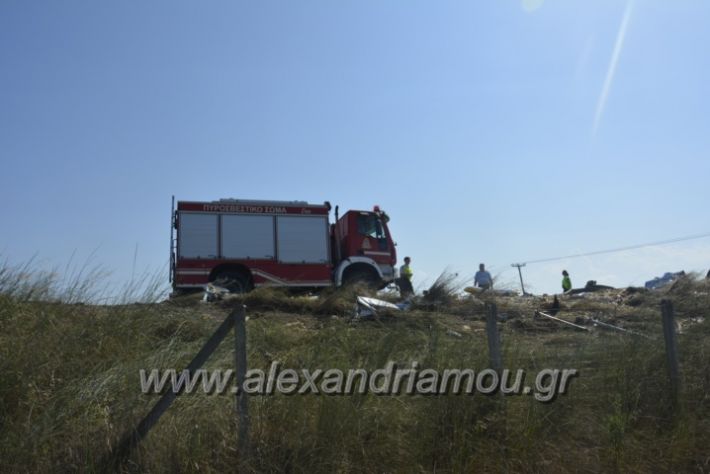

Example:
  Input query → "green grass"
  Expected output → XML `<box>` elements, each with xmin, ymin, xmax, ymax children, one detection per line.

<box><xmin>1</xmin><ymin>265</ymin><xmax>709</xmax><ymax>473</ymax></box>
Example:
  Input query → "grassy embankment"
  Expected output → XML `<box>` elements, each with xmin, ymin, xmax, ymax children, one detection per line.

<box><xmin>1</xmin><ymin>262</ymin><xmax>709</xmax><ymax>472</ymax></box>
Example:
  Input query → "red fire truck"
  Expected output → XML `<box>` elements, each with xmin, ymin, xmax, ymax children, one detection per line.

<box><xmin>169</xmin><ymin>198</ymin><xmax>398</xmax><ymax>294</ymax></box>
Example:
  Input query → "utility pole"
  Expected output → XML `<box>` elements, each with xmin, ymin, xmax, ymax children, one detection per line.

<box><xmin>511</xmin><ymin>263</ymin><xmax>526</xmax><ymax>295</ymax></box>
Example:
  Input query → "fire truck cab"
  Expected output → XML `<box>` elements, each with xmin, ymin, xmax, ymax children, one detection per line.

<box><xmin>170</xmin><ymin>198</ymin><xmax>397</xmax><ymax>294</ymax></box>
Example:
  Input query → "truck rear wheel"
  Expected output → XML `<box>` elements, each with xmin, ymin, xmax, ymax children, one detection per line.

<box><xmin>213</xmin><ymin>272</ymin><xmax>251</xmax><ymax>294</ymax></box>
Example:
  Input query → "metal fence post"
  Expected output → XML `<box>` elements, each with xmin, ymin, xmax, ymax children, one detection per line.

<box><xmin>660</xmin><ymin>299</ymin><xmax>680</xmax><ymax>404</ymax></box>
<box><xmin>106</xmin><ymin>308</ymin><xmax>238</xmax><ymax>467</ymax></box>
<box><xmin>486</xmin><ymin>303</ymin><xmax>502</xmax><ymax>372</ymax></box>
<box><xmin>234</xmin><ymin>305</ymin><xmax>250</xmax><ymax>453</ymax></box>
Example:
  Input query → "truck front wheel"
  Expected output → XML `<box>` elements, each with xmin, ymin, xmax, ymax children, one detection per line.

<box><xmin>343</xmin><ymin>268</ymin><xmax>381</xmax><ymax>289</ymax></box>
<box><xmin>213</xmin><ymin>272</ymin><xmax>251</xmax><ymax>294</ymax></box>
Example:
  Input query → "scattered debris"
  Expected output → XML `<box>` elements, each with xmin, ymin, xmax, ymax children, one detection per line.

<box><xmin>202</xmin><ymin>283</ymin><xmax>230</xmax><ymax>302</ymax></box>
<box><xmin>285</xmin><ymin>321</ymin><xmax>308</xmax><ymax>330</ymax></box>
<box><xmin>547</xmin><ymin>295</ymin><xmax>561</xmax><ymax>316</ymax></box>
<box><xmin>465</xmin><ymin>287</ymin><xmax>518</xmax><ymax>297</ymax></box>
<box><xmin>355</xmin><ymin>296</ymin><xmax>405</xmax><ymax>318</ymax></box>
<box><xmin>574</xmin><ymin>316</ymin><xmax>588</xmax><ymax>326</ymax></box>
<box><xmin>589</xmin><ymin>318</ymin><xmax>649</xmax><ymax>338</ymax></box>
<box><xmin>645</xmin><ymin>271</ymin><xmax>686</xmax><ymax>290</ymax></box>
<box><xmin>535</xmin><ymin>311</ymin><xmax>590</xmax><ymax>331</ymax></box>
<box><xmin>568</xmin><ymin>280</ymin><xmax>615</xmax><ymax>295</ymax></box>
<box><xmin>677</xmin><ymin>316</ymin><xmax>705</xmax><ymax>334</ymax></box>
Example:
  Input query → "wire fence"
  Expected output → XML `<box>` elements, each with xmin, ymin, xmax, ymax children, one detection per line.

<box><xmin>103</xmin><ymin>293</ymin><xmax>706</xmax><ymax>469</ymax></box>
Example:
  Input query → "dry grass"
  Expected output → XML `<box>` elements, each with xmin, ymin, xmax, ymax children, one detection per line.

<box><xmin>1</xmin><ymin>262</ymin><xmax>709</xmax><ymax>472</ymax></box>
<box><xmin>421</xmin><ymin>269</ymin><xmax>466</xmax><ymax>305</ymax></box>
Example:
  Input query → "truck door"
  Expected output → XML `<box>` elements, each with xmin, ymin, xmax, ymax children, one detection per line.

<box><xmin>353</xmin><ymin>212</ymin><xmax>394</xmax><ymax>264</ymax></box>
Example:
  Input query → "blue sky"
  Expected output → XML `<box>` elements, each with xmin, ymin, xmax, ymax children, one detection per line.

<box><xmin>1</xmin><ymin>0</ymin><xmax>709</xmax><ymax>296</ymax></box>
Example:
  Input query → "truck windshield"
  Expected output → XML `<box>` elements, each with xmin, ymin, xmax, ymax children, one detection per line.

<box><xmin>357</xmin><ymin>214</ymin><xmax>386</xmax><ymax>240</ymax></box>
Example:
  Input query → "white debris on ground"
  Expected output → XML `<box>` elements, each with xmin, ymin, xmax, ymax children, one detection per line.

<box><xmin>202</xmin><ymin>283</ymin><xmax>230</xmax><ymax>302</ymax></box>
<box><xmin>355</xmin><ymin>296</ymin><xmax>410</xmax><ymax>318</ymax></box>
<box><xmin>677</xmin><ymin>316</ymin><xmax>705</xmax><ymax>334</ymax></box>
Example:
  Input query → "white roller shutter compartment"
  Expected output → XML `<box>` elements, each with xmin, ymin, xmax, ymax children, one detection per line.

<box><xmin>276</xmin><ymin>216</ymin><xmax>329</xmax><ymax>264</ymax></box>
<box><xmin>221</xmin><ymin>215</ymin><xmax>275</xmax><ymax>259</ymax></box>
<box><xmin>178</xmin><ymin>213</ymin><xmax>218</xmax><ymax>258</ymax></box>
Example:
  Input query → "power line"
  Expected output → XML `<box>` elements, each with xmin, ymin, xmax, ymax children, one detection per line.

<box><xmin>519</xmin><ymin>231</ymin><xmax>710</xmax><ymax>266</ymax></box>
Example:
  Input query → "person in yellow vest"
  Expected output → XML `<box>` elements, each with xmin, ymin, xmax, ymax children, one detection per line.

<box><xmin>561</xmin><ymin>270</ymin><xmax>572</xmax><ymax>293</ymax></box>
<box><xmin>398</xmin><ymin>256</ymin><xmax>414</xmax><ymax>297</ymax></box>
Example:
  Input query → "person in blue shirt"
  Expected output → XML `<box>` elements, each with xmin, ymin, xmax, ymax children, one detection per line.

<box><xmin>474</xmin><ymin>263</ymin><xmax>493</xmax><ymax>290</ymax></box>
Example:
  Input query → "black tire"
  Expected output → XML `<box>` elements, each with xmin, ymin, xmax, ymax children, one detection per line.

<box><xmin>343</xmin><ymin>269</ymin><xmax>381</xmax><ymax>288</ymax></box>
<box><xmin>213</xmin><ymin>272</ymin><xmax>251</xmax><ymax>294</ymax></box>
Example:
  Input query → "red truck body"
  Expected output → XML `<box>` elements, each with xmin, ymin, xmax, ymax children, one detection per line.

<box><xmin>170</xmin><ymin>198</ymin><xmax>397</xmax><ymax>293</ymax></box>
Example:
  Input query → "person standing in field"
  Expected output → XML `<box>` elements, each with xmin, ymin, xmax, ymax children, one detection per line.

<box><xmin>561</xmin><ymin>270</ymin><xmax>572</xmax><ymax>293</ymax></box>
<box><xmin>474</xmin><ymin>263</ymin><xmax>493</xmax><ymax>290</ymax></box>
<box><xmin>398</xmin><ymin>256</ymin><xmax>414</xmax><ymax>297</ymax></box>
